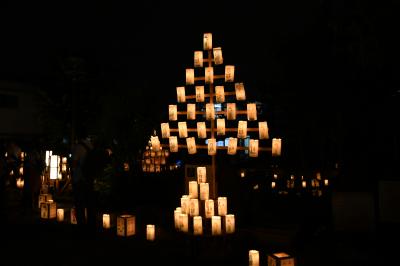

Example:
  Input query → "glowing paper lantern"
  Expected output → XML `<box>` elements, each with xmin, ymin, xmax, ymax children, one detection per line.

<box><xmin>197</xmin><ymin>167</ymin><xmax>207</xmax><ymax>183</ymax></box>
<box><xmin>208</xmin><ymin>138</ymin><xmax>217</xmax><ymax>155</ymax></box>
<box><xmin>151</xmin><ymin>136</ymin><xmax>160</xmax><ymax>152</ymax></box>
<box><xmin>302</xmin><ymin>181</ymin><xmax>307</xmax><ymax>188</ymax></box>
<box><xmin>194</xmin><ymin>51</ymin><xmax>203</xmax><ymax>67</ymax></box>
<box><xmin>237</xmin><ymin>121</ymin><xmax>247</xmax><ymax>139</ymax></box>
<box><xmin>203</xmin><ymin>33</ymin><xmax>212</xmax><ymax>50</ymax></box>
<box><xmin>217</xmin><ymin>197</ymin><xmax>227</xmax><ymax>216</ymax></box>
<box><xmin>19</xmin><ymin>167</ymin><xmax>23</xmax><ymax>176</ymax></box>
<box><xmin>235</xmin><ymin>83</ymin><xmax>246</xmax><ymax>100</ymax></box>
<box><xmin>61</xmin><ymin>157</ymin><xmax>67</xmax><ymax>173</ymax></box>
<box><xmin>189</xmin><ymin>181</ymin><xmax>198</xmax><ymax>199</ymax></box>
<box><xmin>146</xmin><ymin>224</ymin><xmax>155</xmax><ymax>241</ymax></box>
<box><xmin>272</xmin><ymin>182</ymin><xmax>276</xmax><ymax>189</ymax></box>
<box><xmin>205</xmin><ymin>67</ymin><xmax>214</xmax><ymax>84</ymax></box>
<box><xmin>211</xmin><ymin>216</ymin><xmax>222</xmax><ymax>236</ymax></box>
<box><xmin>189</xmin><ymin>199</ymin><xmax>199</xmax><ymax>217</ymax></box>
<box><xmin>38</xmin><ymin>194</ymin><xmax>52</xmax><ymax>208</ymax></box>
<box><xmin>57</xmin><ymin>208</ymin><xmax>64</xmax><ymax>222</ymax></box>
<box><xmin>195</xmin><ymin>86</ymin><xmax>205</xmax><ymax>102</ymax></box>
<box><xmin>181</xmin><ymin>195</ymin><xmax>190</xmax><ymax>214</ymax></box>
<box><xmin>247</xmin><ymin>103</ymin><xmax>257</xmax><ymax>121</ymax></box>
<box><xmin>186</xmin><ymin>137</ymin><xmax>197</xmax><ymax>154</ymax></box>
<box><xmin>200</xmin><ymin>183</ymin><xmax>209</xmax><ymax>200</ymax></box>
<box><xmin>169</xmin><ymin>136</ymin><xmax>178</xmax><ymax>152</ymax></box>
<box><xmin>103</xmin><ymin>214</ymin><xmax>111</xmax><ymax>229</ymax></box>
<box><xmin>215</xmin><ymin>86</ymin><xmax>225</xmax><ymax>103</ymax></box>
<box><xmin>161</xmin><ymin>123</ymin><xmax>170</xmax><ymax>138</ymax></box>
<box><xmin>249</xmin><ymin>139</ymin><xmax>259</xmax><ymax>158</ymax></box>
<box><xmin>117</xmin><ymin>215</ymin><xmax>136</xmax><ymax>237</ymax></box>
<box><xmin>217</xmin><ymin>118</ymin><xmax>225</xmax><ymax>135</ymax></box>
<box><xmin>193</xmin><ymin>216</ymin><xmax>203</xmax><ymax>235</ymax></box>
<box><xmin>213</xmin><ymin>47</ymin><xmax>223</xmax><ymax>65</ymax></box>
<box><xmin>176</xmin><ymin>87</ymin><xmax>186</xmax><ymax>103</ymax></box>
<box><xmin>272</xmin><ymin>138</ymin><xmax>282</xmax><ymax>156</ymax></box>
<box><xmin>227</xmin><ymin>138</ymin><xmax>238</xmax><ymax>155</ymax></box>
<box><xmin>169</xmin><ymin>105</ymin><xmax>177</xmax><ymax>121</ymax></box>
<box><xmin>268</xmin><ymin>253</ymin><xmax>295</xmax><ymax>266</ymax></box>
<box><xmin>205</xmin><ymin>199</ymin><xmax>215</xmax><ymax>219</ymax></box>
<box><xmin>41</xmin><ymin>200</ymin><xmax>56</xmax><ymax>219</ymax></box>
<box><xmin>206</xmin><ymin>103</ymin><xmax>215</xmax><ymax>120</ymax></box>
<box><xmin>227</xmin><ymin>103</ymin><xmax>236</xmax><ymax>120</ymax></box>
<box><xmin>197</xmin><ymin>122</ymin><xmax>207</xmax><ymax>139</ymax></box>
<box><xmin>178</xmin><ymin>122</ymin><xmax>188</xmax><ymax>138</ymax></box>
<box><xmin>16</xmin><ymin>178</ymin><xmax>24</xmax><ymax>189</ymax></box>
<box><xmin>225</xmin><ymin>214</ymin><xmax>235</xmax><ymax>234</ymax></box>
<box><xmin>187</xmin><ymin>104</ymin><xmax>196</xmax><ymax>120</ymax></box>
<box><xmin>249</xmin><ymin>250</ymin><xmax>260</xmax><ymax>266</ymax></box>
<box><xmin>186</xmin><ymin>69</ymin><xmax>194</xmax><ymax>85</ymax></box>
<box><xmin>225</xmin><ymin>65</ymin><xmax>235</xmax><ymax>82</ymax></box>
<box><xmin>50</xmin><ymin>155</ymin><xmax>60</xmax><ymax>180</ymax></box>
<box><xmin>174</xmin><ymin>208</ymin><xmax>182</xmax><ymax>229</ymax></box>
<box><xmin>324</xmin><ymin>179</ymin><xmax>329</xmax><ymax>186</ymax></box>
<box><xmin>45</xmin><ymin>150</ymin><xmax>52</xmax><ymax>167</ymax></box>
<box><xmin>179</xmin><ymin>213</ymin><xmax>189</xmax><ymax>233</ymax></box>
<box><xmin>259</xmin><ymin>121</ymin><xmax>269</xmax><ymax>139</ymax></box>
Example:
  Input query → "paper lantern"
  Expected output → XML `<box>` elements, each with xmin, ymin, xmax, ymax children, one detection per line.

<box><xmin>117</xmin><ymin>215</ymin><xmax>136</xmax><ymax>237</ymax></box>
<box><xmin>70</xmin><ymin>207</ymin><xmax>77</xmax><ymax>224</ymax></box>
<box><xmin>61</xmin><ymin>157</ymin><xmax>67</xmax><ymax>173</ymax></box>
<box><xmin>259</xmin><ymin>121</ymin><xmax>269</xmax><ymax>139</ymax></box>
<box><xmin>213</xmin><ymin>47</ymin><xmax>223</xmax><ymax>65</ymax></box>
<box><xmin>272</xmin><ymin>138</ymin><xmax>282</xmax><ymax>156</ymax></box>
<box><xmin>169</xmin><ymin>136</ymin><xmax>178</xmax><ymax>152</ymax></box>
<box><xmin>205</xmin><ymin>67</ymin><xmax>214</xmax><ymax>84</ymax></box>
<box><xmin>324</xmin><ymin>179</ymin><xmax>329</xmax><ymax>186</ymax></box>
<box><xmin>178</xmin><ymin>122</ymin><xmax>188</xmax><ymax>138</ymax></box>
<box><xmin>205</xmin><ymin>199</ymin><xmax>215</xmax><ymax>219</ymax></box>
<box><xmin>179</xmin><ymin>213</ymin><xmax>189</xmax><ymax>233</ymax></box>
<box><xmin>176</xmin><ymin>87</ymin><xmax>186</xmax><ymax>103</ymax></box>
<box><xmin>206</xmin><ymin>103</ymin><xmax>215</xmax><ymax>120</ymax></box>
<box><xmin>195</xmin><ymin>86</ymin><xmax>205</xmax><ymax>102</ymax></box>
<box><xmin>189</xmin><ymin>199</ymin><xmax>199</xmax><ymax>217</ymax></box>
<box><xmin>302</xmin><ymin>181</ymin><xmax>307</xmax><ymax>188</ymax></box>
<box><xmin>237</xmin><ymin>121</ymin><xmax>247</xmax><ymax>139</ymax></box>
<box><xmin>217</xmin><ymin>197</ymin><xmax>227</xmax><ymax>216</ymax></box>
<box><xmin>203</xmin><ymin>33</ymin><xmax>212</xmax><ymax>50</ymax></box>
<box><xmin>227</xmin><ymin>138</ymin><xmax>237</xmax><ymax>155</ymax></box>
<box><xmin>181</xmin><ymin>195</ymin><xmax>190</xmax><ymax>214</ymax></box>
<box><xmin>217</xmin><ymin>118</ymin><xmax>225</xmax><ymax>135</ymax></box>
<box><xmin>235</xmin><ymin>83</ymin><xmax>246</xmax><ymax>100</ymax></box>
<box><xmin>57</xmin><ymin>208</ymin><xmax>64</xmax><ymax>222</ymax></box>
<box><xmin>249</xmin><ymin>250</ymin><xmax>260</xmax><ymax>266</ymax></box>
<box><xmin>45</xmin><ymin>150</ymin><xmax>52</xmax><ymax>167</ymax></box>
<box><xmin>189</xmin><ymin>181</ymin><xmax>198</xmax><ymax>199</ymax></box>
<box><xmin>49</xmin><ymin>155</ymin><xmax>60</xmax><ymax>180</ymax></box>
<box><xmin>211</xmin><ymin>216</ymin><xmax>222</xmax><ymax>236</ymax></box>
<box><xmin>200</xmin><ymin>183</ymin><xmax>209</xmax><ymax>200</ymax></box>
<box><xmin>227</xmin><ymin>103</ymin><xmax>236</xmax><ymax>120</ymax></box>
<box><xmin>267</xmin><ymin>253</ymin><xmax>295</xmax><ymax>266</ymax></box>
<box><xmin>186</xmin><ymin>69</ymin><xmax>194</xmax><ymax>85</ymax></box>
<box><xmin>225</xmin><ymin>65</ymin><xmax>235</xmax><ymax>82</ymax></box>
<box><xmin>19</xmin><ymin>166</ymin><xmax>23</xmax><ymax>175</ymax></box>
<box><xmin>16</xmin><ymin>178</ymin><xmax>24</xmax><ymax>189</ymax></box>
<box><xmin>272</xmin><ymin>182</ymin><xmax>276</xmax><ymax>189</ymax></box>
<box><xmin>103</xmin><ymin>214</ymin><xmax>111</xmax><ymax>229</ymax></box>
<box><xmin>169</xmin><ymin>105</ymin><xmax>177</xmax><ymax>121</ymax></box>
<box><xmin>240</xmin><ymin>171</ymin><xmax>246</xmax><ymax>178</ymax></box>
<box><xmin>186</xmin><ymin>137</ymin><xmax>197</xmax><ymax>154</ymax></box>
<box><xmin>225</xmin><ymin>214</ymin><xmax>235</xmax><ymax>234</ymax></box>
<box><xmin>194</xmin><ymin>51</ymin><xmax>203</xmax><ymax>67</ymax></box>
<box><xmin>208</xmin><ymin>138</ymin><xmax>217</xmax><ymax>155</ymax></box>
<box><xmin>215</xmin><ymin>86</ymin><xmax>225</xmax><ymax>103</ymax></box>
<box><xmin>174</xmin><ymin>208</ymin><xmax>182</xmax><ymax>229</ymax></box>
<box><xmin>161</xmin><ymin>123</ymin><xmax>170</xmax><ymax>138</ymax></box>
<box><xmin>197</xmin><ymin>167</ymin><xmax>207</xmax><ymax>183</ymax></box>
<box><xmin>249</xmin><ymin>139</ymin><xmax>259</xmax><ymax>158</ymax></box>
<box><xmin>41</xmin><ymin>200</ymin><xmax>56</xmax><ymax>219</ymax></box>
<box><xmin>151</xmin><ymin>136</ymin><xmax>160</xmax><ymax>152</ymax></box>
<box><xmin>247</xmin><ymin>103</ymin><xmax>257</xmax><ymax>121</ymax></box>
<box><xmin>197</xmin><ymin>122</ymin><xmax>207</xmax><ymax>139</ymax></box>
<box><xmin>146</xmin><ymin>225</ymin><xmax>155</xmax><ymax>241</ymax></box>
<box><xmin>38</xmin><ymin>193</ymin><xmax>53</xmax><ymax>208</ymax></box>
<box><xmin>193</xmin><ymin>216</ymin><xmax>203</xmax><ymax>235</ymax></box>
<box><xmin>187</xmin><ymin>104</ymin><xmax>196</xmax><ymax>120</ymax></box>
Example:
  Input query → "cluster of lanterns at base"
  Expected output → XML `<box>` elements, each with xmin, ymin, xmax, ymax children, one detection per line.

<box><xmin>141</xmin><ymin>133</ymin><xmax>177</xmax><ymax>173</ymax></box>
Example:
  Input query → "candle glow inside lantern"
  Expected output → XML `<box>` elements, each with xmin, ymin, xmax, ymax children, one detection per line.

<box><xmin>259</xmin><ymin>121</ymin><xmax>269</xmax><ymax>139</ymax></box>
<box><xmin>206</xmin><ymin>103</ymin><xmax>215</xmax><ymax>120</ymax></box>
<box><xmin>177</xmin><ymin>86</ymin><xmax>186</xmax><ymax>103</ymax></box>
<box><xmin>189</xmin><ymin>199</ymin><xmax>199</xmax><ymax>217</ymax></box>
<box><xmin>146</xmin><ymin>224</ymin><xmax>155</xmax><ymax>241</ymax></box>
<box><xmin>16</xmin><ymin>178</ymin><xmax>24</xmax><ymax>189</ymax></box>
<box><xmin>211</xmin><ymin>216</ymin><xmax>222</xmax><ymax>235</ymax></box>
<box><xmin>267</xmin><ymin>253</ymin><xmax>295</xmax><ymax>266</ymax></box>
<box><xmin>225</xmin><ymin>65</ymin><xmax>235</xmax><ymax>82</ymax></box>
<box><xmin>235</xmin><ymin>83</ymin><xmax>246</xmax><ymax>100</ymax></box>
<box><xmin>178</xmin><ymin>122</ymin><xmax>188</xmax><ymax>138</ymax></box>
<box><xmin>186</xmin><ymin>137</ymin><xmax>197</xmax><ymax>154</ymax></box>
<box><xmin>227</xmin><ymin>137</ymin><xmax>238</xmax><ymax>155</ymax></box>
<box><xmin>249</xmin><ymin>250</ymin><xmax>260</xmax><ymax>266</ymax></box>
<box><xmin>50</xmin><ymin>155</ymin><xmax>60</xmax><ymax>180</ymax></box>
<box><xmin>205</xmin><ymin>67</ymin><xmax>214</xmax><ymax>84</ymax></box>
<box><xmin>272</xmin><ymin>182</ymin><xmax>276</xmax><ymax>189</ymax></box>
<box><xmin>186</xmin><ymin>69</ymin><xmax>195</xmax><ymax>85</ymax></box>
<box><xmin>324</xmin><ymin>179</ymin><xmax>329</xmax><ymax>186</ymax></box>
<box><xmin>217</xmin><ymin>197</ymin><xmax>228</xmax><ymax>216</ymax></box>
<box><xmin>174</xmin><ymin>208</ymin><xmax>182</xmax><ymax>229</ymax></box>
<box><xmin>213</xmin><ymin>47</ymin><xmax>223</xmax><ymax>65</ymax></box>
<box><xmin>193</xmin><ymin>216</ymin><xmax>203</xmax><ymax>235</ymax></box>
<box><xmin>197</xmin><ymin>167</ymin><xmax>207</xmax><ymax>183</ymax></box>
<box><xmin>61</xmin><ymin>157</ymin><xmax>67</xmax><ymax>173</ymax></box>
<box><xmin>169</xmin><ymin>105</ymin><xmax>177</xmax><ymax>121</ymax></box>
<box><xmin>169</xmin><ymin>136</ymin><xmax>178</xmax><ymax>152</ymax></box>
<box><xmin>150</xmin><ymin>136</ymin><xmax>160</xmax><ymax>152</ymax></box>
<box><xmin>38</xmin><ymin>193</ymin><xmax>53</xmax><ymax>208</ymax></box>
<box><xmin>217</xmin><ymin>118</ymin><xmax>226</xmax><ymax>135</ymax></box>
<box><xmin>179</xmin><ymin>213</ymin><xmax>189</xmax><ymax>233</ymax></box>
<box><xmin>197</xmin><ymin>122</ymin><xmax>207</xmax><ymax>138</ymax></box>
<box><xmin>247</xmin><ymin>103</ymin><xmax>257</xmax><ymax>121</ymax></box>
<box><xmin>161</xmin><ymin>123</ymin><xmax>170</xmax><ymax>138</ymax></box>
<box><xmin>117</xmin><ymin>215</ymin><xmax>136</xmax><ymax>237</ymax></box>
<box><xmin>103</xmin><ymin>214</ymin><xmax>111</xmax><ymax>229</ymax></box>
<box><xmin>181</xmin><ymin>195</ymin><xmax>190</xmax><ymax>214</ymax></box>
<box><xmin>208</xmin><ymin>138</ymin><xmax>217</xmax><ymax>155</ymax></box>
<box><xmin>41</xmin><ymin>200</ymin><xmax>56</xmax><ymax>219</ymax></box>
<box><xmin>225</xmin><ymin>214</ymin><xmax>235</xmax><ymax>234</ymax></box>
<box><xmin>215</xmin><ymin>86</ymin><xmax>225</xmax><ymax>103</ymax></box>
<box><xmin>227</xmin><ymin>103</ymin><xmax>236</xmax><ymax>120</ymax></box>
<box><xmin>302</xmin><ymin>181</ymin><xmax>307</xmax><ymax>188</ymax></box>
<box><xmin>200</xmin><ymin>183</ymin><xmax>209</xmax><ymax>200</ymax></box>
<box><xmin>205</xmin><ymin>199</ymin><xmax>215</xmax><ymax>218</ymax></box>
<box><xmin>272</xmin><ymin>138</ymin><xmax>282</xmax><ymax>156</ymax></box>
<box><xmin>187</xmin><ymin>104</ymin><xmax>196</xmax><ymax>120</ymax></box>
<box><xmin>194</xmin><ymin>51</ymin><xmax>203</xmax><ymax>67</ymax></box>
<box><xmin>195</xmin><ymin>86</ymin><xmax>205</xmax><ymax>102</ymax></box>
<box><xmin>57</xmin><ymin>208</ymin><xmax>64</xmax><ymax>222</ymax></box>
<box><xmin>249</xmin><ymin>139</ymin><xmax>259</xmax><ymax>158</ymax></box>
<box><xmin>189</xmin><ymin>181</ymin><xmax>198</xmax><ymax>199</ymax></box>
<box><xmin>237</xmin><ymin>121</ymin><xmax>247</xmax><ymax>139</ymax></box>
<box><xmin>203</xmin><ymin>33</ymin><xmax>212</xmax><ymax>50</ymax></box>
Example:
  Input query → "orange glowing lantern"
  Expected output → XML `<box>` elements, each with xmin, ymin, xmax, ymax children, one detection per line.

<box><xmin>169</xmin><ymin>105</ymin><xmax>177</xmax><ymax>121</ymax></box>
<box><xmin>249</xmin><ymin>139</ymin><xmax>259</xmax><ymax>157</ymax></box>
<box><xmin>272</xmin><ymin>138</ymin><xmax>282</xmax><ymax>156</ymax></box>
<box><xmin>197</xmin><ymin>122</ymin><xmax>207</xmax><ymax>139</ymax></box>
<box><xmin>227</xmin><ymin>103</ymin><xmax>236</xmax><ymax>120</ymax></box>
<box><xmin>205</xmin><ymin>67</ymin><xmax>214</xmax><ymax>84</ymax></box>
<box><xmin>194</xmin><ymin>51</ymin><xmax>203</xmax><ymax>67</ymax></box>
<box><xmin>161</xmin><ymin>123</ymin><xmax>170</xmax><ymax>138</ymax></box>
<box><xmin>213</xmin><ymin>47</ymin><xmax>223</xmax><ymax>65</ymax></box>
<box><xmin>186</xmin><ymin>69</ymin><xmax>194</xmax><ymax>85</ymax></box>
<box><xmin>187</xmin><ymin>104</ymin><xmax>196</xmax><ymax>120</ymax></box>
<box><xmin>208</xmin><ymin>138</ymin><xmax>217</xmax><ymax>155</ymax></box>
<box><xmin>206</xmin><ymin>103</ymin><xmax>215</xmax><ymax>120</ymax></box>
<box><xmin>178</xmin><ymin>122</ymin><xmax>188</xmax><ymax>138</ymax></box>
<box><xmin>176</xmin><ymin>86</ymin><xmax>186</xmax><ymax>103</ymax></box>
<box><xmin>259</xmin><ymin>121</ymin><xmax>269</xmax><ymax>139</ymax></box>
<box><xmin>117</xmin><ymin>215</ymin><xmax>136</xmax><ymax>237</ymax></box>
<box><xmin>217</xmin><ymin>118</ymin><xmax>225</xmax><ymax>135</ymax></box>
<box><xmin>247</xmin><ymin>103</ymin><xmax>257</xmax><ymax>121</ymax></box>
<box><xmin>225</xmin><ymin>65</ymin><xmax>235</xmax><ymax>82</ymax></box>
<box><xmin>215</xmin><ymin>86</ymin><xmax>225</xmax><ymax>103</ymax></box>
<box><xmin>203</xmin><ymin>33</ymin><xmax>212</xmax><ymax>50</ymax></box>
<box><xmin>195</xmin><ymin>86</ymin><xmax>205</xmax><ymax>102</ymax></box>
<box><xmin>169</xmin><ymin>136</ymin><xmax>178</xmax><ymax>152</ymax></box>
<box><xmin>237</xmin><ymin>121</ymin><xmax>247</xmax><ymax>139</ymax></box>
<box><xmin>235</xmin><ymin>83</ymin><xmax>246</xmax><ymax>100</ymax></box>
<box><xmin>227</xmin><ymin>138</ymin><xmax>238</xmax><ymax>155</ymax></box>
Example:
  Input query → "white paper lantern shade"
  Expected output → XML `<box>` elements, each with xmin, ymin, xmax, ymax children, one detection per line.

<box><xmin>189</xmin><ymin>181</ymin><xmax>198</xmax><ymax>199</ymax></box>
<box><xmin>197</xmin><ymin>167</ymin><xmax>207</xmax><ymax>183</ymax></box>
<box><xmin>41</xmin><ymin>200</ymin><xmax>56</xmax><ymax>219</ymax></box>
<box><xmin>205</xmin><ymin>199</ymin><xmax>215</xmax><ymax>219</ymax></box>
<box><xmin>225</xmin><ymin>65</ymin><xmax>235</xmax><ymax>82</ymax></box>
<box><xmin>176</xmin><ymin>86</ymin><xmax>186</xmax><ymax>103</ymax></box>
<box><xmin>103</xmin><ymin>214</ymin><xmax>111</xmax><ymax>229</ymax></box>
<box><xmin>237</xmin><ymin>121</ymin><xmax>247</xmax><ymax>139</ymax></box>
<box><xmin>249</xmin><ymin>139</ymin><xmax>259</xmax><ymax>158</ymax></box>
<box><xmin>146</xmin><ymin>224</ymin><xmax>155</xmax><ymax>241</ymax></box>
<box><xmin>200</xmin><ymin>183</ymin><xmax>209</xmax><ymax>200</ymax></box>
<box><xmin>208</xmin><ymin>138</ymin><xmax>217</xmax><ymax>155</ymax></box>
<box><xmin>247</xmin><ymin>103</ymin><xmax>257</xmax><ymax>121</ymax></box>
<box><xmin>197</xmin><ymin>122</ymin><xmax>207</xmax><ymax>139</ymax></box>
<box><xmin>215</xmin><ymin>86</ymin><xmax>225</xmax><ymax>103</ymax></box>
<box><xmin>186</xmin><ymin>137</ymin><xmax>197</xmax><ymax>154</ymax></box>
<box><xmin>169</xmin><ymin>105</ymin><xmax>177</xmax><ymax>121</ymax></box>
<box><xmin>174</xmin><ymin>208</ymin><xmax>182</xmax><ymax>229</ymax></box>
<box><xmin>169</xmin><ymin>136</ymin><xmax>178</xmax><ymax>152</ymax></box>
<box><xmin>211</xmin><ymin>216</ymin><xmax>222</xmax><ymax>236</ymax></box>
<box><xmin>181</xmin><ymin>195</ymin><xmax>190</xmax><ymax>214</ymax></box>
<box><xmin>213</xmin><ymin>47</ymin><xmax>223</xmax><ymax>65</ymax></box>
<box><xmin>205</xmin><ymin>67</ymin><xmax>214</xmax><ymax>84</ymax></box>
<box><xmin>193</xmin><ymin>216</ymin><xmax>203</xmax><ymax>235</ymax></box>
<box><xmin>161</xmin><ymin>123</ymin><xmax>170</xmax><ymax>138</ymax></box>
<box><xmin>194</xmin><ymin>51</ymin><xmax>203</xmax><ymax>67</ymax></box>
<box><xmin>49</xmin><ymin>155</ymin><xmax>60</xmax><ymax>180</ymax></box>
<box><xmin>259</xmin><ymin>121</ymin><xmax>269</xmax><ymax>139</ymax></box>
<box><xmin>227</xmin><ymin>138</ymin><xmax>238</xmax><ymax>155</ymax></box>
<box><xmin>203</xmin><ymin>33</ymin><xmax>212</xmax><ymax>50</ymax></box>
<box><xmin>235</xmin><ymin>83</ymin><xmax>246</xmax><ymax>100</ymax></box>
<box><xmin>189</xmin><ymin>199</ymin><xmax>199</xmax><ymax>217</ymax></box>
<box><xmin>225</xmin><ymin>214</ymin><xmax>235</xmax><ymax>234</ymax></box>
<box><xmin>179</xmin><ymin>213</ymin><xmax>189</xmax><ymax>233</ymax></box>
<box><xmin>272</xmin><ymin>138</ymin><xmax>282</xmax><ymax>156</ymax></box>
<box><xmin>195</xmin><ymin>86</ymin><xmax>205</xmax><ymax>102</ymax></box>
<box><xmin>249</xmin><ymin>250</ymin><xmax>260</xmax><ymax>266</ymax></box>
<box><xmin>206</xmin><ymin>103</ymin><xmax>215</xmax><ymax>120</ymax></box>
<box><xmin>217</xmin><ymin>119</ymin><xmax>225</xmax><ymax>135</ymax></box>
<box><xmin>227</xmin><ymin>103</ymin><xmax>236</xmax><ymax>120</ymax></box>
<box><xmin>57</xmin><ymin>208</ymin><xmax>64</xmax><ymax>222</ymax></box>
<box><xmin>217</xmin><ymin>197</ymin><xmax>228</xmax><ymax>216</ymax></box>
<box><xmin>187</xmin><ymin>104</ymin><xmax>196</xmax><ymax>120</ymax></box>
<box><xmin>186</xmin><ymin>69</ymin><xmax>195</xmax><ymax>85</ymax></box>
<box><xmin>178</xmin><ymin>122</ymin><xmax>188</xmax><ymax>138</ymax></box>
<box><xmin>150</xmin><ymin>136</ymin><xmax>160</xmax><ymax>152</ymax></box>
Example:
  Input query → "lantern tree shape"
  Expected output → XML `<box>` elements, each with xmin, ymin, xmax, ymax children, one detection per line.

<box><xmin>160</xmin><ymin>33</ymin><xmax>282</xmax><ymax>235</ymax></box>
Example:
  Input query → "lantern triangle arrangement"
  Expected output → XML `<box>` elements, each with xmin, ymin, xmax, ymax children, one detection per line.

<box><xmin>160</xmin><ymin>33</ymin><xmax>282</xmax><ymax>236</ymax></box>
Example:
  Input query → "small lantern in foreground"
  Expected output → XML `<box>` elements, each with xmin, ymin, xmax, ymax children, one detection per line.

<box><xmin>227</xmin><ymin>103</ymin><xmax>236</xmax><ymax>120</ymax></box>
<box><xmin>249</xmin><ymin>250</ymin><xmax>260</xmax><ymax>266</ymax></box>
<box><xmin>249</xmin><ymin>139</ymin><xmax>259</xmax><ymax>157</ymax></box>
<box><xmin>324</xmin><ymin>179</ymin><xmax>329</xmax><ymax>186</ymax></box>
<box><xmin>200</xmin><ymin>183</ymin><xmax>209</xmax><ymax>200</ymax></box>
<box><xmin>169</xmin><ymin>105</ymin><xmax>177</xmax><ymax>121</ymax></box>
<box><xmin>203</xmin><ymin>33</ymin><xmax>212</xmax><ymax>50</ymax></box>
<box><xmin>16</xmin><ymin>178</ymin><xmax>24</xmax><ymax>189</ymax></box>
<box><xmin>272</xmin><ymin>138</ymin><xmax>282</xmax><ymax>156</ymax></box>
<box><xmin>213</xmin><ymin>47</ymin><xmax>223</xmax><ymax>65</ymax></box>
<box><xmin>103</xmin><ymin>214</ymin><xmax>111</xmax><ymax>229</ymax></box>
<box><xmin>217</xmin><ymin>118</ymin><xmax>225</xmax><ymax>135</ymax></box>
<box><xmin>259</xmin><ymin>121</ymin><xmax>269</xmax><ymax>139</ymax></box>
<box><xmin>179</xmin><ymin>213</ymin><xmax>189</xmax><ymax>233</ymax></box>
<box><xmin>117</xmin><ymin>215</ymin><xmax>136</xmax><ymax>237</ymax></box>
<box><xmin>186</xmin><ymin>69</ymin><xmax>194</xmax><ymax>85</ymax></box>
<box><xmin>215</xmin><ymin>86</ymin><xmax>225</xmax><ymax>103</ymax></box>
<box><xmin>302</xmin><ymin>181</ymin><xmax>307</xmax><ymax>188</ymax></box>
<box><xmin>225</xmin><ymin>214</ymin><xmax>235</xmax><ymax>234</ymax></box>
<box><xmin>225</xmin><ymin>65</ymin><xmax>235</xmax><ymax>82</ymax></box>
<box><xmin>217</xmin><ymin>197</ymin><xmax>227</xmax><ymax>216</ymax></box>
<box><xmin>169</xmin><ymin>136</ymin><xmax>178</xmax><ymax>152</ymax></box>
<box><xmin>205</xmin><ymin>67</ymin><xmax>214</xmax><ymax>84</ymax></box>
<box><xmin>208</xmin><ymin>138</ymin><xmax>217</xmax><ymax>155</ymax></box>
<box><xmin>150</xmin><ymin>136</ymin><xmax>160</xmax><ymax>152</ymax></box>
<box><xmin>41</xmin><ymin>200</ymin><xmax>56</xmax><ymax>219</ymax></box>
<box><xmin>193</xmin><ymin>216</ymin><xmax>203</xmax><ymax>235</ymax></box>
<box><xmin>189</xmin><ymin>181</ymin><xmax>198</xmax><ymax>199</ymax></box>
<box><xmin>272</xmin><ymin>182</ymin><xmax>276</xmax><ymax>189</ymax></box>
<box><xmin>174</xmin><ymin>208</ymin><xmax>182</xmax><ymax>229</ymax></box>
<box><xmin>197</xmin><ymin>122</ymin><xmax>207</xmax><ymax>139</ymax></box>
<box><xmin>187</xmin><ymin>104</ymin><xmax>196</xmax><ymax>120</ymax></box>
<box><xmin>189</xmin><ymin>199</ymin><xmax>199</xmax><ymax>217</ymax></box>
<box><xmin>57</xmin><ymin>208</ymin><xmax>64</xmax><ymax>222</ymax></box>
<box><xmin>38</xmin><ymin>193</ymin><xmax>53</xmax><ymax>208</ymax></box>
<box><xmin>247</xmin><ymin>103</ymin><xmax>257</xmax><ymax>121</ymax></box>
<box><xmin>178</xmin><ymin>122</ymin><xmax>188</xmax><ymax>138</ymax></box>
<box><xmin>181</xmin><ymin>195</ymin><xmax>190</xmax><ymax>214</ymax></box>
<box><xmin>227</xmin><ymin>138</ymin><xmax>237</xmax><ymax>155</ymax></box>
<box><xmin>194</xmin><ymin>51</ymin><xmax>203</xmax><ymax>67</ymax></box>
<box><xmin>195</xmin><ymin>86</ymin><xmax>205</xmax><ymax>102</ymax></box>
<box><xmin>161</xmin><ymin>123</ymin><xmax>170</xmax><ymax>138</ymax></box>
<box><xmin>238</xmin><ymin>121</ymin><xmax>247</xmax><ymax>139</ymax></box>
<box><xmin>146</xmin><ymin>224</ymin><xmax>155</xmax><ymax>241</ymax></box>
<box><xmin>186</xmin><ymin>137</ymin><xmax>197</xmax><ymax>154</ymax></box>
<box><xmin>205</xmin><ymin>199</ymin><xmax>215</xmax><ymax>218</ymax></box>
<box><xmin>211</xmin><ymin>216</ymin><xmax>222</xmax><ymax>235</ymax></box>
<box><xmin>235</xmin><ymin>83</ymin><xmax>246</xmax><ymax>100</ymax></box>
<box><xmin>176</xmin><ymin>86</ymin><xmax>186</xmax><ymax>103</ymax></box>
<box><xmin>267</xmin><ymin>253</ymin><xmax>295</xmax><ymax>266</ymax></box>
<box><xmin>206</xmin><ymin>103</ymin><xmax>215</xmax><ymax>120</ymax></box>
<box><xmin>197</xmin><ymin>167</ymin><xmax>207</xmax><ymax>183</ymax></box>
<box><xmin>70</xmin><ymin>207</ymin><xmax>77</xmax><ymax>224</ymax></box>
